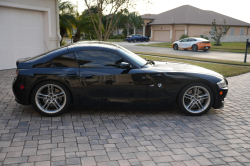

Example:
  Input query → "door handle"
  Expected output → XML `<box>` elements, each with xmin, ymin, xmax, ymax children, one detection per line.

<box><xmin>82</xmin><ymin>74</ymin><xmax>93</xmax><ymax>79</ymax></box>
<box><xmin>67</xmin><ymin>72</ymin><xmax>77</xmax><ymax>78</ymax></box>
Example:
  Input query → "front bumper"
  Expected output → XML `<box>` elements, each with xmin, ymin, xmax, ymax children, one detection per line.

<box><xmin>213</xmin><ymin>87</ymin><xmax>228</xmax><ymax>109</ymax></box>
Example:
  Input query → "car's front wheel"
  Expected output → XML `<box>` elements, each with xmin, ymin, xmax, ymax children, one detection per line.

<box><xmin>31</xmin><ymin>81</ymin><xmax>71</xmax><ymax>116</ymax></box>
<box><xmin>146</xmin><ymin>39</ymin><xmax>149</xmax><ymax>42</ymax></box>
<box><xmin>177</xmin><ymin>82</ymin><xmax>214</xmax><ymax>116</ymax></box>
<box><xmin>173</xmin><ymin>44</ymin><xmax>178</xmax><ymax>50</ymax></box>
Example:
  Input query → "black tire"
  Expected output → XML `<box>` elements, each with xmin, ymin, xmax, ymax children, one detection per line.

<box><xmin>31</xmin><ymin>81</ymin><xmax>71</xmax><ymax>116</ymax></box>
<box><xmin>184</xmin><ymin>49</ymin><xmax>188</xmax><ymax>51</ymax></box>
<box><xmin>192</xmin><ymin>45</ymin><xmax>198</xmax><ymax>52</ymax></box>
<box><xmin>173</xmin><ymin>44</ymin><xmax>178</xmax><ymax>50</ymax></box>
<box><xmin>203</xmin><ymin>49</ymin><xmax>208</xmax><ymax>52</ymax></box>
<box><xmin>133</xmin><ymin>39</ymin><xmax>136</xmax><ymax>43</ymax></box>
<box><xmin>146</xmin><ymin>39</ymin><xmax>149</xmax><ymax>42</ymax></box>
<box><xmin>177</xmin><ymin>82</ymin><xmax>214</xmax><ymax>116</ymax></box>
<box><xmin>128</xmin><ymin>41</ymin><xmax>131</xmax><ymax>43</ymax></box>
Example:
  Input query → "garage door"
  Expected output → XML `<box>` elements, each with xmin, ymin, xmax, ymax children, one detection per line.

<box><xmin>175</xmin><ymin>30</ymin><xmax>185</xmax><ymax>41</ymax></box>
<box><xmin>153</xmin><ymin>30</ymin><xmax>170</xmax><ymax>42</ymax></box>
<box><xmin>0</xmin><ymin>6</ymin><xmax>45</xmax><ymax>70</ymax></box>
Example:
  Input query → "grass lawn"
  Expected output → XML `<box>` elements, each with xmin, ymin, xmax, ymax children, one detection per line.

<box><xmin>137</xmin><ymin>42</ymin><xmax>249</xmax><ymax>53</ymax></box>
<box><xmin>139</xmin><ymin>55</ymin><xmax>250</xmax><ymax>77</ymax></box>
<box><xmin>134</xmin><ymin>51</ymin><xmax>250</xmax><ymax>66</ymax></box>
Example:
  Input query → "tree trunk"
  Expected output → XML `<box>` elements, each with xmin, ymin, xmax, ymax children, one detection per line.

<box><xmin>60</xmin><ymin>27</ymin><xmax>67</xmax><ymax>46</ymax></box>
<box><xmin>73</xmin><ymin>31</ymin><xmax>81</xmax><ymax>43</ymax></box>
<box><xmin>127</xmin><ymin>27</ymin><xmax>129</xmax><ymax>37</ymax></box>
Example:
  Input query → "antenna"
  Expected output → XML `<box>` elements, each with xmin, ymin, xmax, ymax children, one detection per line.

<box><xmin>43</xmin><ymin>41</ymin><xmax>49</xmax><ymax>51</ymax></box>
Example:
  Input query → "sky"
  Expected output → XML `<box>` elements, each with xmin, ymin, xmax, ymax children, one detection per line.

<box><xmin>67</xmin><ymin>0</ymin><xmax>250</xmax><ymax>24</ymax></box>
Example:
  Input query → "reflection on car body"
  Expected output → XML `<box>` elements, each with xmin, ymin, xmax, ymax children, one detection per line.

<box><xmin>13</xmin><ymin>41</ymin><xmax>228</xmax><ymax>117</ymax></box>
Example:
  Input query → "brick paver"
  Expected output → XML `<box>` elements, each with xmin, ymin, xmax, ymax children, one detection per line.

<box><xmin>1</xmin><ymin>69</ymin><xmax>250</xmax><ymax>165</ymax></box>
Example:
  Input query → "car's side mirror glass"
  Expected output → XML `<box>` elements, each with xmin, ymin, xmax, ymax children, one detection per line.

<box><xmin>120</xmin><ymin>62</ymin><xmax>130</xmax><ymax>69</ymax></box>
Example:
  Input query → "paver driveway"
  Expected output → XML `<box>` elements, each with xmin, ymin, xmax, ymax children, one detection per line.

<box><xmin>0</xmin><ymin>69</ymin><xmax>250</xmax><ymax>166</ymax></box>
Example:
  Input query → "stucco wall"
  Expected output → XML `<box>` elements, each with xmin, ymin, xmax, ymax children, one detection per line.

<box><xmin>0</xmin><ymin>0</ymin><xmax>59</xmax><ymax>50</ymax></box>
<box><xmin>188</xmin><ymin>25</ymin><xmax>250</xmax><ymax>37</ymax></box>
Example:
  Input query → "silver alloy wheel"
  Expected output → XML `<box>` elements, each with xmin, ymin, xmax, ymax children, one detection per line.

<box><xmin>174</xmin><ymin>44</ymin><xmax>178</xmax><ymax>50</ymax></box>
<box><xmin>192</xmin><ymin>45</ymin><xmax>198</xmax><ymax>51</ymax></box>
<box><xmin>182</xmin><ymin>86</ymin><xmax>210</xmax><ymax>113</ymax></box>
<box><xmin>35</xmin><ymin>84</ymin><xmax>66</xmax><ymax>114</ymax></box>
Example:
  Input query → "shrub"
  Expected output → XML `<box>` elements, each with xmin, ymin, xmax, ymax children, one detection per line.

<box><xmin>179</xmin><ymin>34</ymin><xmax>189</xmax><ymax>40</ymax></box>
<box><xmin>200</xmin><ymin>35</ymin><xmax>209</xmax><ymax>40</ymax></box>
<box><xmin>109</xmin><ymin>35</ymin><xmax>125</xmax><ymax>39</ymax></box>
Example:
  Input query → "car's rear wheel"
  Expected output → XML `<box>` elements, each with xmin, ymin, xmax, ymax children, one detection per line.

<box><xmin>146</xmin><ymin>39</ymin><xmax>149</xmax><ymax>42</ymax></box>
<box><xmin>203</xmin><ymin>49</ymin><xmax>208</xmax><ymax>52</ymax></box>
<box><xmin>128</xmin><ymin>41</ymin><xmax>131</xmax><ymax>43</ymax></box>
<box><xmin>173</xmin><ymin>44</ymin><xmax>178</xmax><ymax>50</ymax></box>
<box><xmin>133</xmin><ymin>39</ymin><xmax>136</xmax><ymax>43</ymax></box>
<box><xmin>31</xmin><ymin>81</ymin><xmax>71</xmax><ymax>116</ymax></box>
<box><xmin>192</xmin><ymin>45</ymin><xmax>198</xmax><ymax>51</ymax></box>
<box><xmin>177</xmin><ymin>82</ymin><xmax>214</xmax><ymax>116</ymax></box>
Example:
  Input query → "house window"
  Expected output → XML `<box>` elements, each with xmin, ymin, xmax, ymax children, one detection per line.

<box><xmin>230</xmin><ymin>28</ymin><xmax>234</xmax><ymax>36</ymax></box>
<box><xmin>240</xmin><ymin>28</ymin><xmax>244</xmax><ymax>35</ymax></box>
<box><xmin>211</xmin><ymin>27</ymin><xmax>215</xmax><ymax>36</ymax></box>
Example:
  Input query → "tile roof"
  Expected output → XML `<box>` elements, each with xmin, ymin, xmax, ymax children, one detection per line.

<box><xmin>147</xmin><ymin>5</ymin><xmax>250</xmax><ymax>26</ymax></box>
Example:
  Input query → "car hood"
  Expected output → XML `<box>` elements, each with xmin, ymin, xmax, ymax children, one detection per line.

<box><xmin>145</xmin><ymin>61</ymin><xmax>223</xmax><ymax>79</ymax></box>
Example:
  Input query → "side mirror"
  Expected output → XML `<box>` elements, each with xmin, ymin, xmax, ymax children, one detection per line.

<box><xmin>120</xmin><ymin>62</ymin><xmax>130</xmax><ymax>69</ymax></box>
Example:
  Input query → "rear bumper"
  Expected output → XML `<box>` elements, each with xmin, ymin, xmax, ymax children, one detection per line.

<box><xmin>12</xmin><ymin>77</ymin><xmax>30</xmax><ymax>105</ymax></box>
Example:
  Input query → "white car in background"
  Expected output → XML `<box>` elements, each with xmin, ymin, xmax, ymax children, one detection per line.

<box><xmin>172</xmin><ymin>38</ymin><xmax>211</xmax><ymax>52</ymax></box>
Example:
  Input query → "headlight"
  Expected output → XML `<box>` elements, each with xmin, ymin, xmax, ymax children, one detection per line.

<box><xmin>217</xmin><ymin>79</ymin><xmax>227</xmax><ymax>88</ymax></box>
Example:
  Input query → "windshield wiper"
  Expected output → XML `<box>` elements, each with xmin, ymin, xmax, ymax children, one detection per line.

<box><xmin>141</xmin><ymin>60</ymin><xmax>155</xmax><ymax>68</ymax></box>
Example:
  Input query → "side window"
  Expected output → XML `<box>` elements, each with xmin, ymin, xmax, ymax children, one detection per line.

<box><xmin>230</xmin><ymin>28</ymin><xmax>234</xmax><ymax>36</ymax></box>
<box><xmin>52</xmin><ymin>53</ymin><xmax>78</xmax><ymax>67</ymax></box>
<box><xmin>75</xmin><ymin>51</ymin><xmax>123</xmax><ymax>68</ymax></box>
<box><xmin>240</xmin><ymin>28</ymin><xmax>244</xmax><ymax>35</ymax></box>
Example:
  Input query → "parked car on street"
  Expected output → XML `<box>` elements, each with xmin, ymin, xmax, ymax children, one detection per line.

<box><xmin>172</xmin><ymin>38</ymin><xmax>211</xmax><ymax>52</ymax></box>
<box><xmin>126</xmin><ymin>34</ymin><xmax>150</xmax><ymax>43</ymax></box>
<box><xmin>13</xmin><ymin>41</ymin><xmax>227</xmax><ymax>117</ymax></box>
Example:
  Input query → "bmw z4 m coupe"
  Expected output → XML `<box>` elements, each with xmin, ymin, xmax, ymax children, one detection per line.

<box><xmin>13</xmin><ymin>41</ymin><xmax>228</xmax><ymax>116</ymax></box>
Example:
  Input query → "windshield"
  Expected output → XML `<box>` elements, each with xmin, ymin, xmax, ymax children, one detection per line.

<box><xmin>117</xmin><ymin>46</ymin><xmax>147</xmax><ymax>67</ymax></box>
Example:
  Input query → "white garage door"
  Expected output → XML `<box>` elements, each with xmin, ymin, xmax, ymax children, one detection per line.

<box><xmin>153</xmin><ymin>30</ymin><xmax>170</xmax><ymax>42</ymax></box>
<box><xmin>0</xmin><ymin>6</ymin><xmax>45</xmax><ymax>70</ymax></box>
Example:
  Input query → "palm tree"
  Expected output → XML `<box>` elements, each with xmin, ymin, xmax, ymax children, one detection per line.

<box><xmin>58</xmin><ymin>0</ymin><xmax>75</xmax><ymax>45</ymax></box>
<box><xmin>71</xmin><ymin>12</ymin><xmax>98</xmax><ymax>42</ymax></box>
<box><xmin>115</xmin><ymin>10</ymin><xmax>144</xmax><ymax>37</ymax></box>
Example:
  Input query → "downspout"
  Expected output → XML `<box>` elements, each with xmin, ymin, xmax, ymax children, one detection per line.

<box><xmin>56</xmin><ymin>0</ymin><xmax>61</xmax><ymax>47</ymax></box>
<box><xmin>187</xmin><ymin>25</ymin><xmax>190</xmax><ymax>36</ymax></box>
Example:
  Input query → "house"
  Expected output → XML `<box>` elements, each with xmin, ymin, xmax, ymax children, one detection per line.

<box><xmin>138</xmin><ymin>5</ymin><xmax>250</xmax><ymax>42</ymax></box>
<box><xmin>0</xmin><ymin>0</ymin><xmax>60</xmax><ymax>70</ymax></box>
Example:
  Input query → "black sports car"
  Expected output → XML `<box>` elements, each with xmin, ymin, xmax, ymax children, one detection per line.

<box><xmin>12</xmin><ymin>41</ymin><xmax>228</xmax><ymax>116</ymax></box>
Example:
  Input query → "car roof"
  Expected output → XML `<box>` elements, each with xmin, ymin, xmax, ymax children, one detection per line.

<box><xmin>180</xmin><ymin>37</ymin><xmax>209</xmax><ymax>41</ymax></box>
<box><xmin>67</xmin><ymin>41</ymin><xmax>119</xmax><ymax>52</ymax></box>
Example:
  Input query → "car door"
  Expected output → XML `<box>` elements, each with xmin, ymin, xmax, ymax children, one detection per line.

<box><xmin>178</xmin><ymin>38</ymin><xmax>188</xmax><ymax>48</ymax></box>
<box><xmin>75</xmin><ymin>50</ymin><xmax>147</xmax><ymax>105</ymax></box>
<box><xmin>137</xmin><ymin>34</ymin><xmax>142</xmax><ymax>41</ymax></box>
